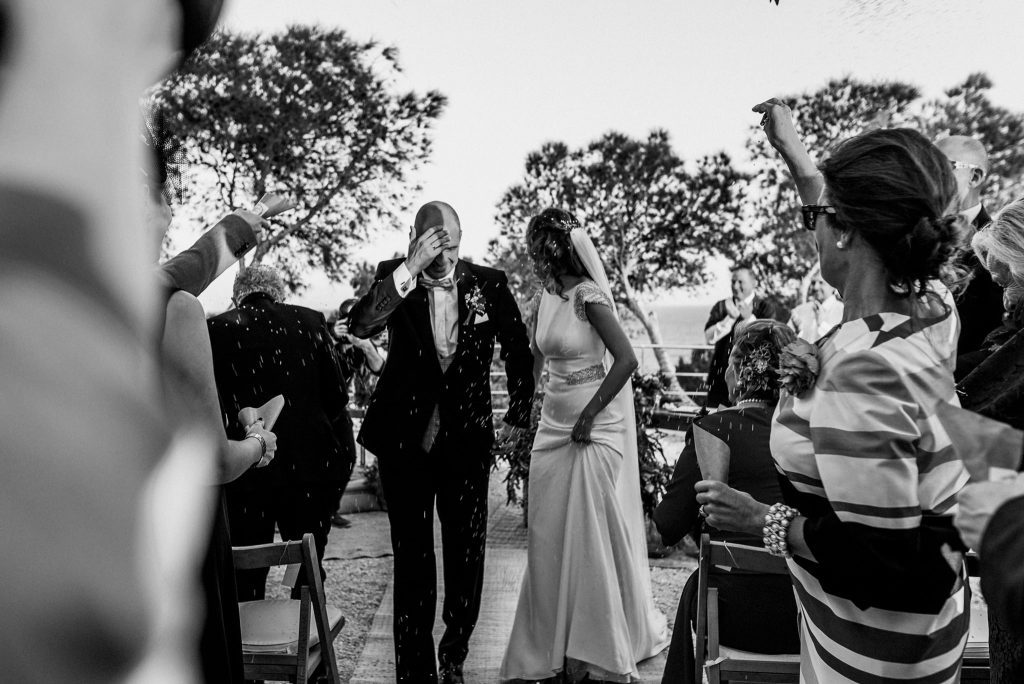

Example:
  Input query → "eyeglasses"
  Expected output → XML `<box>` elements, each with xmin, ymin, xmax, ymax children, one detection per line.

<box><xmin>801</xmin><ymin>204</ymin><xmax>837</xmax><ymax>231</ymax></box>
<box><xmin>950</xmin><ymin>160</ymin><xmax>984</xmax><ymax>173</ymax></box>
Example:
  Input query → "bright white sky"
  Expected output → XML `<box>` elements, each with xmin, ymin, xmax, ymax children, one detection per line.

<box><xmin>193</xmin><ymin>0</ymin><xmax>1024</xmax><ymax>313</ymax></box>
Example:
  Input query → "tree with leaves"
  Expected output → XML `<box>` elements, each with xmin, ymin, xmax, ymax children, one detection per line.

<box><xmin>918</xmin><ymin>73</ymin><xmax>1024</xmax><ymax>209</ymax></box>
<box><xmin>490</xmin><ymin>131</ymin><xmax>747</xmax><ymax>397</ymax></box>
<box><xmin>148</xmin><ymin>26</ymin><xmax>446</xmax><ymax>289</ymax></box>
<box><xmin>738</xmin><ymin>74</ymin><xmax>1024</xmax><ymax>304</ymax></box>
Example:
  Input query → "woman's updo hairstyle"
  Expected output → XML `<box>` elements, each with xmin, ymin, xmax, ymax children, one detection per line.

<box><xmin>526</xmin><ymin>208</ymin><xmax>588</xmax><ymax>298</ymax></box>
<box><xmin>728</xmin><ymin>319</ymin><xmax>797</xmax><ymax>403</ymax></box>
<box><xmin>821</xmin><ymin>128</ymin><xmax>964</xmax><ymax>296</ymax></box>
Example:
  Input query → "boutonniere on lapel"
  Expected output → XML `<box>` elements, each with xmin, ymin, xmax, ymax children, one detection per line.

<box><xmin>463</xmin><ymin>284</ymin><xmax>488</xmax><ymax>325</ymax></box>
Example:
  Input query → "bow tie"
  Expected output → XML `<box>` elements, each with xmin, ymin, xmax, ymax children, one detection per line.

<box><xmin>419</xmin><ymin>276</ymin><xmax>454</xmax><ymax>290</ymax></box>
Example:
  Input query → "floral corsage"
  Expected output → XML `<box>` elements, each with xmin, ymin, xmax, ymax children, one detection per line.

<box><xmin>778</xmin><ymin>339</ymin><xmax>821</xmax><ymax>397</ymax></box>
<box><xmin>464</xmin><ymin>284</ymin><xmax>487</xmax><ymax>325</ymax></box>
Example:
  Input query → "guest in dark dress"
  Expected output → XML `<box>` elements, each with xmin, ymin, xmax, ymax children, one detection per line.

<box><xmin>654</xmin><ymin>320</ymin><xmax>800</xmax><ymax>684</ymax></box>
<box><xmin>956</xmin><ymin>198</ymin><xmax>1024</xmax><ymax>683</ymax></box>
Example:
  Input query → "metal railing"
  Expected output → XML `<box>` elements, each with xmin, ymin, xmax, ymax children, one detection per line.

<box><xmin>488</xmin><ymin>342</ymin><xmax>714</xmax><ymax>411</ymax></box>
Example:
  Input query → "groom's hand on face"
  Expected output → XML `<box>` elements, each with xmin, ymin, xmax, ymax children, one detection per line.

<box><xmin>406</xmin><ymin>226</ymin><xmax>451</xmax><ymax>277</ymax></box>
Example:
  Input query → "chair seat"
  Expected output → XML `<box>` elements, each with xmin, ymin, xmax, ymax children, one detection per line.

<box><xmin>240</xmin><ymin>599</ymin><xmax>344</xmax><ymax>654</ymax></box>
<box><xmin>718</xmin><ymin>646</ymin><xmax>801</xmax><ymax>664</ymax></box>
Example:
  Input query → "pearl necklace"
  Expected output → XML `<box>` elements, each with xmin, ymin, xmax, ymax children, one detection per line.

<box><xmin>734</xmin><ymin>399</ymin><xmax>770</xmax><ymax>408</ymax></box>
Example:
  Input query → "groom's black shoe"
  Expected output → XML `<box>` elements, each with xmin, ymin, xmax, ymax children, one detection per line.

<box><xmin>439</xmin><ymin>663</ymin><xmax>464</xmax><ymax>684</ymax></box>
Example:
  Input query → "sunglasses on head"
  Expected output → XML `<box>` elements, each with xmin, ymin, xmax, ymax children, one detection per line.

<box><xmin>801</xmin><ymin>204</ymin><xmax>837</xmax><ymax>232</ymax></box>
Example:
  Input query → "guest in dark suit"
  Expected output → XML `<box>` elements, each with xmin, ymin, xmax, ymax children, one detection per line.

<box><xmin>935</xmin><ymin>136</ymin><xmax>1004</xmax><ymax>374</ymax></box>
<box><xmin>348</xmin><ymin>201</ymin><xmax>535</xmax><ymax>684</ymax></box>
<box><xmin>702</xmin><ymin>266</ymin><xmax>780</xmax><ymax>409</ymax></box>
<box><xmin>208</xmin><ymin>264</ymin><xmax>355</xmax><ymax>601</ymax></box>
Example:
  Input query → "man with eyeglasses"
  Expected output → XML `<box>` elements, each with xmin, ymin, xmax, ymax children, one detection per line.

<box><xmin>935</xmin><ymin>136</ymin><xmax>1004</xmax><ymax>375</ymax></box>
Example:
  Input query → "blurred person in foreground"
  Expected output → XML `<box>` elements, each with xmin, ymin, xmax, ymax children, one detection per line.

<box><xmin>0</xmin><ymin>0</ymin><xmax>225</xmax><ymax>682</ymax></box>
<box><xmin>348</xmin><ymin>201</ymin><xmax>535</xmax><ymax>683</ymax></box>
<box><xmin>703</xmin><ymin>266</ymin><xmax>781</xmax><ymax>409</ymax></box>
<box><xmin>654</xmin><ymin>319</ymin><xmax>799</xmax><ymax>683</ymax></box>
<box><xmin>697</xmin><ymin>99</ymin><xmax>970</xmax><ymax>682</ymax></box>
<box><xmin>957</xmin><ymin>476</ymin><xmax>1024</xmax><ymax>637</ymax></box>
<box><xmin>208</xmin><ymin>264</ymin><xmax>354</xmax><ymax>602</ymax></box>
<box><xmin>954</xmin><ymin>198</ymin><xmax>1024</xmax><ymax>682</ymax></box>
<box><xmin>146</xmin><ymin>115</ymin><xmax>280</xmax><ymax>683</ymax></box>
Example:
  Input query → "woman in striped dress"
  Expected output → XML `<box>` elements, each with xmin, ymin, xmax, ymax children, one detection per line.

<box><xmin>696</xmin><ymin>105</ymin><xmax>971</xmax><ymax>682</ymax></box>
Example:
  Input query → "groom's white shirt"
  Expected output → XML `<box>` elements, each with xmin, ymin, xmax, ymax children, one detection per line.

<box><xmin>391</xmin><ymin>261</ymin><xmax>459</xmax><ymax>365</ymax></box>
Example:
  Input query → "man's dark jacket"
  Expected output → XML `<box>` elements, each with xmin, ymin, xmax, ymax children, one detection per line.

<box><xmin>704</xmin><ymin>295</ymin><xmax>781</xmax><ymax>408</ymax></box>
<box><xmin>207</xmin><ymin>293</ymin><xmax>352</xmax><ymax>489</ymax></box>
<box><xmin>956</xmin><ymin>206</ymin><xmax>1004</xmax><ymax>361</ymax></box>
<box><xmin>348</xmin><ymin>258</ymin><xmax>534</xmax><ymax>457</ymax></box>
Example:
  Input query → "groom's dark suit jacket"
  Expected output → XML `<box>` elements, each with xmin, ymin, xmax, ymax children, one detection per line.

<box><xmin>349</xmin><ymin>258</ymin><xmax>534</xmax><ymax>458</ymax></box>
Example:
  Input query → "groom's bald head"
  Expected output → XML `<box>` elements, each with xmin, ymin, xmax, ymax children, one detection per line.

<box><xmin>414</xmin><ymin>201</ymin><xmax>461</xmax><ymax>277</ymax></box>
<box><xmin>414</xmin><ymin>201</ymin><xmax>461</xmax><ymax>244</ymax></box>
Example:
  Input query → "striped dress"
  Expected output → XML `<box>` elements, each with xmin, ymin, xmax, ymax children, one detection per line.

<box><xmin>771</xmin><ymin>290</ymin><xmax>971</xmax><ymax>683</ymax></box>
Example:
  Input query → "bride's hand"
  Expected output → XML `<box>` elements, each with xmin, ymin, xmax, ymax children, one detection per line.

<box><xmin>571</xmin><ymin>412</ymin><xmax>594</xmax><ymax>445</ymax></box>
<box><xmin>695</xmin><ymin>480</ymin><xmax>769</xmax><ymax>534</ymax></box>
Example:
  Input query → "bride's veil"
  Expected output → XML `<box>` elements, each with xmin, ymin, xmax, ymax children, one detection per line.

<box><xmin>569</xmin><ymin>228</ymin><xmax>650</xmax><ymax>561</ymax></box>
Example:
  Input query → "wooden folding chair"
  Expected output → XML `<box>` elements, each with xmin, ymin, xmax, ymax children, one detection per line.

<box><xmin>232</xmin><ymin>534</ymin><xmax>344</xmax><ymax>684</ymax></box>
<box><xmin>694</xmin><ymin>532</ymin><xmax>800</xmax><ymax>684</ymax></box>
<box><xmin>962</xmin><ymin>552</ymin><xmax>990</xmax><ymax>682</ymax></box>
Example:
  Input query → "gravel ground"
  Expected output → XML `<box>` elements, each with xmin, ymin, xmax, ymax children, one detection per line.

<box><xmin>264</xmin><ymin>555</ymin><xmax>392</xmax><ymax>683</ymax></box>
<box><xmin>651</xmin><ymin>565</ymin><xmax>693</xmax><ymax>632</ymax></box>
<box><xmin>324</xmin><ymin>557</ymin><xmax>392</xmax><ymax>682</ymax></box>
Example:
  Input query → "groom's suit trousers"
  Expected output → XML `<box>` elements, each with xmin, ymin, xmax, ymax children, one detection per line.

<box><xmin>377</xmin><ymin>432</ymin><xmax>491</xmax><ymax>683</ymax></box>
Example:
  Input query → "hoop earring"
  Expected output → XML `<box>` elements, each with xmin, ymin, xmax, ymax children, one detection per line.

<box><xmin>836</xmin><ymin>240</ymin><xmax>845</xmax><ymax>249</ymax></box>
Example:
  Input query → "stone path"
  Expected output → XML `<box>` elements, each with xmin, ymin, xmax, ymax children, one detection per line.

<box><xmin>348</xmin><ymin>488</ymin><xmax>674</xmax><ymax>682</ymax></box>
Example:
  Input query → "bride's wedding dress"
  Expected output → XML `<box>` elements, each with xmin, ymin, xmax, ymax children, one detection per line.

<box><xmin>500</xmin><ymin>273</ymin><xmax>668</xmax><ymax>683</ymax></box>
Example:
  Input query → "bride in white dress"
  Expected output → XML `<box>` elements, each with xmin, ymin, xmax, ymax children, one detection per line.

<box><xmin>500</xmin><ymin>209</ymin><xmax>668</xmax><ymax>683</ymax></box>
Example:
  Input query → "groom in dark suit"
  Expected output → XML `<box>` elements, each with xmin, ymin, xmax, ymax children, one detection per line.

<box><xmin>349</xmin><ymin>201</ymin><xmax>534</xmax><ymax>683</ymax></box>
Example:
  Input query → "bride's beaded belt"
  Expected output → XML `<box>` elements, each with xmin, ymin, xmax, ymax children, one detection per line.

<box><xmin>566</xmin><ymin>363</ymin><xmax>606</xmax><ymax>386</ymax></box>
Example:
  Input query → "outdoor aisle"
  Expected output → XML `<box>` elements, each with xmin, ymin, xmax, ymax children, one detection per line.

<box><xmin>348</xmin><ymin>485</ymin><xmax>671</xmax><ymax>682</ymax></box>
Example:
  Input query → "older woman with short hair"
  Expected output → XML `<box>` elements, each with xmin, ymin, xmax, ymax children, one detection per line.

<box><xmin>956</xmin><ymin>197</ymin><xmax>1024</xmax><ymax>683</ymax></box>
<box><xmin>654</xmin><ymin>319</ymin><xmax>800</xmax><ymax>684</ymax></box>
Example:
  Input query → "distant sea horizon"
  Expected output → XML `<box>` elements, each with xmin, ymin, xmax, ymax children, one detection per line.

<box><xmin>627</xmin><ymin>303</ymin><xmax>711</xmax><ymax>373</ymax></box>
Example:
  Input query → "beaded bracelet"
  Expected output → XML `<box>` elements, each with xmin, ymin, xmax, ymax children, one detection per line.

<box><xmin>763</xmin><ymin>502</ymin><xmax>799</xmax><ymax>558</ymax></box>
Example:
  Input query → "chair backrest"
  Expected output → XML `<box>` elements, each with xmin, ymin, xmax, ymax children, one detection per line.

<box><xmin>694</xmin><ymin>532</ymin><xmax>797</xmax><ymax>683</ymax></box>
<box><xmin>707</xmin><ymin>537</ymin><xmax>790</xmax><ymax>575</ymax></box>
<box><xmin>232</xmin><ymin>538</ymin><xmax>305</xmax><ymax>570</ymax></box>
<box><xmin>231</xmin><ymin>534</ymin><xmax>340</xmax><ymax>684</ymax></box>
